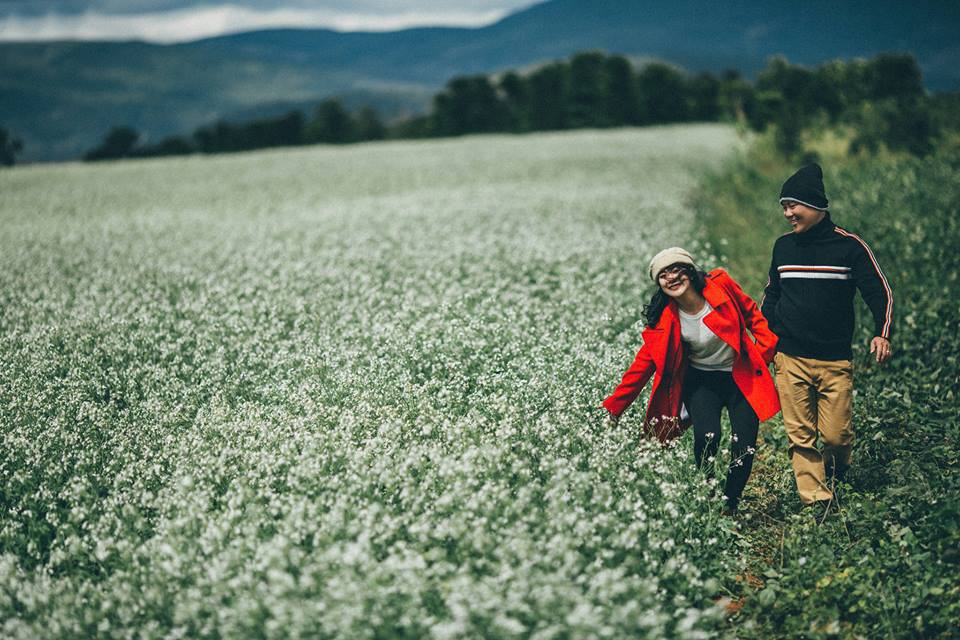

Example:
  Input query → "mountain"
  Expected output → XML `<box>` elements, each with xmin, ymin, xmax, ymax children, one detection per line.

<box><xmin>2</xmin><ymin>0</ymin><xmax>957</xmax><ymax>162</ymax></box>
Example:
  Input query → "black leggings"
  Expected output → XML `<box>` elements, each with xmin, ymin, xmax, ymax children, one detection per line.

<box><xmin>682</xmin><ymin>367</ymin><xmax>759</xmax><ymax>510</ymax></box>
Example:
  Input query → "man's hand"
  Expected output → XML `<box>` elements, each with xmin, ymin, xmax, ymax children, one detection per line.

<box><xmin>606</xmin><ymin>411</ymin><xmax>620</xmax><ymax>427</ymax></box>
<box><xmin>870</xmin><ymin>336</ymin><xmax>892</xmax><ymax>364</ymax></box>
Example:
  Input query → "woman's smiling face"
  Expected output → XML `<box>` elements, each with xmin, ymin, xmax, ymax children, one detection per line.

<box><xmin>657</xmin><ymin>264</ymin><xmax>691</xmax><ymax>298</ymax></box>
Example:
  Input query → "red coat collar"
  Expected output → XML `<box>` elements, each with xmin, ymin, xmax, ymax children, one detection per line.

<box><xmin>656</xmin><ymin>275</ymin><xmax>730</xmax><ymax>326</ymax></box>
<box><xmin>653</xmin><ymin>275</ymin><xmax>741</xmax><ymax>355</ymax></box>
<box><xmin>701</xmin><ymin>275</ymin><xmax>731</xmax><ymax>309</ymax></box>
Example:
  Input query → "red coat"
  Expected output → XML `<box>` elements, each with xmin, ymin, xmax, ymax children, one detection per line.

<box><xmin>603</xmin><ymin>268</ymin><xmax>780</xmax><ymax>442</ymax></box>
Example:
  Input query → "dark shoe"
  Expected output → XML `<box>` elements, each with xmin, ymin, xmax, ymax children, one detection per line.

<box><xmin>825</xmin><ymin>465</ymin><xmax>848</xmax><ymax>484</ymax></box>
<box><xmin>721</xmin><ymin>506</ymin><xmax>738</xmax><ymax>518</ymax></box>
<box><xmin>721</xmin><ymin>498</ymin><xmax>739</xmax><ymax>518</ymax></box>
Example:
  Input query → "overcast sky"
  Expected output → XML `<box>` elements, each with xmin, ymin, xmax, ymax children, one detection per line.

<box><xmin>0</xmin><ymin>1</ymin><xmax>538</xmax><ymax>42</ymax></box>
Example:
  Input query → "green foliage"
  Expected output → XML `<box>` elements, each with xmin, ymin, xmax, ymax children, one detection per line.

<box><xmin>431</xmin><ymin>75</ymin><xmax>510</xmax><ymax>136</ymax></box>
<box><xmin>696</xmin><ymin>141</ymin><xmax>960</xmax><ymax>638</ymax></box>
<box><xmin>195</xmin><ymin>110</ymin><xmax>306</xmax><ymax>153</ymax></box>
<box><xmin>929</xmin><ymin>92</ymin><xmax>960</xmax><ymax>134</ymax></box>
<box><xmin>687</xmin><ymin>73</ymin><xmax>722</xmax><ymax>122</ymax></box>
<box><xmin>431</xmin><ymin>53</ymin><xmax>730</xmax><ymax>137</ymax></box>
<box><xmin>84</xmin><ymin>126</ymin><xmax>140</xmax><ymax>162</ymax></box>
<box><xmin>526</xmin><ymin>63</ymin><xmax>570</xmax><ymax>131</ymax></box>
<box><xmin>306</xmin><ymin>99</ymin><xmax>355</xmax><ymax>144</ymax></box>
<box><xmin>388</xmin><ymin>114</ymin><xmax>433</xmax><ymax>139</ymax></box>
<box><xmin>867</xmin><ymin>53</ymin><xmax>926</xmax><ymax>103</ymax></box>
<box><xmin>136</xmin><ymin>135</ymin><xmax>194</xmax><ymax>158</ymax></box>
<box><xmin>849</xmin><ymin>98</ymin><xmax>938</xmax><ymax>157</ymax></box>
<box><xmin>717</xmin><ymin>70</ymin><xmax>753</xmax><ymax>128</ymax></box>
<box><xmin>498</xmin><ymin>71</ymin><xmax>529</xmax><ymax>132</ymax></box>
<box><xmin>421</xmin><ymin>50</ymin><xmax>947</xmax><ymax>159</ymax></box>
<box><xmin>748</xmin><ymin>53</ymin><xmax>940</xmax><ymax>160</ymax></box>
<box><xmin>0</xmin><ymin>127</ymin><xmax>24</xmax><ymax>167</ymax></box>
<box><xmin>83</xmin><ymin>103</ymin><xmax>389</xmax><ymax>160</ymax></box>
<box><xmin>354</xmin><ymin>106</ymin><xmax>387</xmax><ymax>142</ymax></box>
<box><xmin>566</xmin><ymin>51</ymin><xmax>608</xmax><ymax>128</ymax></box>
<box><xmin>603</xmin><ymin>55</ymin><xmax>642</xmax><ymax>126</ymax></box>
<box><xmin>637</xmin><ymin>63</ymin><xmax>690</xmax><ymax>124</ymax></box>
<box><xmin>772</xmin><ymin>105</ymin><xmax>805</xmax><ymax>158</ymax></box>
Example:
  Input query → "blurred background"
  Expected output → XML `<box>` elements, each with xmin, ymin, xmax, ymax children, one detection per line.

<box><xmin>1</xmin><ymin>0</ymin><xmax>958</xmax><ymax>164</ymax></box>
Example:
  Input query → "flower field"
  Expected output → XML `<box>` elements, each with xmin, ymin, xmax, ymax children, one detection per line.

<box><xmin>1</xmin><ymin>126</ymin><xmax>748</xmax><ymax>637</ymax></box>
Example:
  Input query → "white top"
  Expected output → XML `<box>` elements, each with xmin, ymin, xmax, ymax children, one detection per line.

<box><xmin>679</xmin><ymin>302</ymin><xmax>735</xmax><ymax>371</ymax></box>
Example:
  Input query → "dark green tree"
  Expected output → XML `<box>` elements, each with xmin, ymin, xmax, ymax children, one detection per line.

<box><xmin>527</xmin><ymin>63</ymin><xmax>569</xmax><ymax>131</ymax></box>
<box><xmin>389</xmin><ymin>115</ymin><xmax>432</xmax><ymax>139</ymax></box>
<box><xmin>307</xmin><ymin>99</ymin><xmax>356</xmax><ymax>144</ymax></box>
<box><xmin>135</xmin><ymin>135</ymin><xmax>194</xmax><ymax>157</ymax></box>
<box><xmin>810</xmin><ymin>60</ymin><xmax>847</xmax><ymax>121</ymax></box>
<box><xmin>867</xmin><ymin>53</ymin><xmax>924</xmax><ymax>102</ymax></box>
<box><xmin>756</xmin><ymin>57</ymin><xmax>819</xmax><ymax>116</ymax></box>
<box><xmin>84</xmin><ymin>126</ymin><xmax>139</xmax><ymax>161</ymax></box>
<box><xmin>432</xmin><ymin>75</ymin><xmax>508</xmax><ymax>136</ymax></box>
<box><xmin>567</xmin><ymin>51</ymin><xmax>608</xmax><ymax>128</ymax></box>
<box><xmin>718</xmin><ymin>69</ymin><xmax>755</xmax><ymax>125</ymax></box>
<box><xmin>355</xmin><ymin>107</ymin><xmax>386</xmax><ymax>141</ymax></box>
<box><xmin>499</xmin><ymin>71</ymin><xmax>529</xmax><ymax>132</ymax></box>
<box><xmin>838</xmin><ymin>59</ymin><xmax>873</xmax><ymax>107</ymax></box>
<box><xmin>1</xmin><ymin>127</ymin><xmax>24</xmax><ymax>166</ymax></box>
<box><xmin>929</xmin><ymin>91</ymin><xmax>960</xmax><ymax>133</ymax></box>
<box><xmin>747</xmin><ymin>90</ymin><xmax>784</xmax><ymax>131</ymax></box>
<box><xmin>687</xmin><ymin>72</ymin><xmax>721</xmax><ymax>122</ymax></box>
<box><xmin>193</xmin><ymin>111</ymin><xmax>305</xmax><ymax>153</ymax></box>
<box><xmin>637</xmin><ymin>63</ymin><xmax>688</xmax><ymax>124</ymax></box>
<box><xmin>602</xmin><ymin>55</ymin><xmax>641</xmax><ymax>126</ymax></box>
<box><xmin>885</xmin><ymin>99</ymin><xmax>936</xmax><ymax>156</ymax></box>
<box><xmin>193</xmin><ymin>121</ymin><xmax>240</xmax><ymax>153</ymax></box>
<box><xmin>774</xmin><ymin>104</ymin><xmax>805</xmax><ymax>157</ymax></box>
<box><xmin>268</xmin><ymin>110</ymin><xmax>306</xmax><ymax>147</ymax></box>
<box><xmin>850</xmin><ymin>98</ymin><xmax>936</xmax><ymax>157</ymax></box>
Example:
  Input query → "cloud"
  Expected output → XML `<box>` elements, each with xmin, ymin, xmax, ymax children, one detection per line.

<box><xmin>0</xmin><ymin>2</ymin><xmax>532</xmax><ymax>42</ymax></box>
<box><xmin>0</xmin><ymin>1</ymin><xmax>532</xmax><ymax>16</ymax></box>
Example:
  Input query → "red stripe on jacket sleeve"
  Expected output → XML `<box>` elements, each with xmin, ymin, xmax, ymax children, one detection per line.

<box><xmin>835</xmin><ymin>228</ymin><xmax>894</xmax><ymax>338</ymax></box>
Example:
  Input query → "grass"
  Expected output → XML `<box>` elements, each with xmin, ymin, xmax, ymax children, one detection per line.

<box><xmin>694</xmin><ymin>134</ymin><xmax>960</xmax><ymax>638</ymax></box>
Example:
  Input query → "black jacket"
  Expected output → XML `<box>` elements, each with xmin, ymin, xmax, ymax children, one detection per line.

<box><xmin>761</xmin><ymin>214</ymin><xmax>893</xmax><ymax>360</ymax></box>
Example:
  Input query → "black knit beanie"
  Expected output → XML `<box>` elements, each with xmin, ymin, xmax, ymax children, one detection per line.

<box><xmin>779</xmin><ymin>163</ymin><xmax>828</xmax><ymax>210</ymax></box>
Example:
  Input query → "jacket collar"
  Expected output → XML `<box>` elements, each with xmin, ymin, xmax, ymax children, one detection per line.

<box><xmin>653</xmin><ymin>278</ymin><xmax>729</xmax><ymax>328</ymax></box>
<box><xmin>796</xmin><ymin>212</ymin><xmax>835</xmax><ymax>244</ymax></box>
<box><xmin>701</xmin><ymin>276</ymin><xmax>730</xmax><ymax>309</ymax></box>
<box><xmin>653</xmin><ymin>299</ymin><xmax>678</xmax><ymax>330</ymax></box>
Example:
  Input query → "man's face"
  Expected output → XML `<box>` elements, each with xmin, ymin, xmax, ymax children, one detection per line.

<box><xmin>782</xmin><ymin>200</ymin><xmax>826</xmax><ymax>233</ymax></box>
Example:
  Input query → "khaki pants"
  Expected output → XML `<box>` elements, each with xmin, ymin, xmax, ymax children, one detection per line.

<box><xmin>773</xmin><ymin>352</ymin><xmax>854</xmax><ymax>504</ymax></box>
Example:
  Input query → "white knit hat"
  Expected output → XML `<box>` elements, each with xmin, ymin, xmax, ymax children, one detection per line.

<box><xmin>648</xmin><ymin>247</ymin><xmax>697</xmax><ymax>282</ymax></box>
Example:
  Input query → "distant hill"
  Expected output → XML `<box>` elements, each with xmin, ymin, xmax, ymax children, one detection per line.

<box><xmin>2</xmin><ymin>0</ymin><xmax>957</xmax><ymax>162</ymax></box>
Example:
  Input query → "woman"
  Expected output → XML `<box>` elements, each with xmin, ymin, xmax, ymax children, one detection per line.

<box><xmin>602</xmin><ymin>247</ymin><xmax>780</xmax><ymax>515</ymax></box>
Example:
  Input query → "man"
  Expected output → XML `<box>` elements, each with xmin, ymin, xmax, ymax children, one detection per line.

<box><xmin>761</xmin><ymin>163</ymin><xmax>893</xmax><ymax>511</ymax></box>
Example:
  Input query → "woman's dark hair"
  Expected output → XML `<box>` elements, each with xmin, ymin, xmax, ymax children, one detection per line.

<box><xmin>642</xmin><ymin>264</ymin><xmax>708</xmax><ymax>327</ymax></box>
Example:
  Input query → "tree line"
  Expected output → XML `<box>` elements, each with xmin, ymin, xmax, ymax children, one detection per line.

<box><xmin>2</xmin><ymin>50</ymin><xmax>956</xmax><ymax>167</ymax></box>
<box><xmin>420</xmin><ymin>51</ymin><xmax>951</xmax><ymax>158</ymax></box>
<box><xmin>82</xmin><ymin>102</ymin><xmax>387</xmax><ymax>162</ymax></box>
